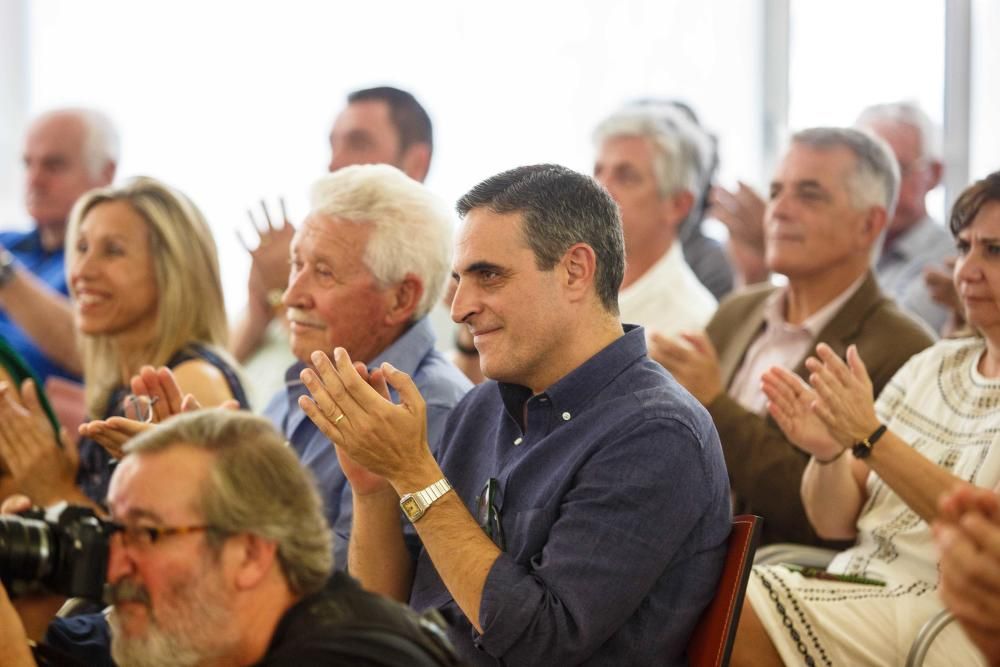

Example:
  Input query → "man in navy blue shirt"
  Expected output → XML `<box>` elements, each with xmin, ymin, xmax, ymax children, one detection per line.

<box><xmin>0</xmin><ymin>108</ymin><xmax>118</xmax><ymax>383</ymax></box>
<box><xmin>300</xmin><ymin>164</ymin><xmax>732</xmax><ymax>666</ymax></box>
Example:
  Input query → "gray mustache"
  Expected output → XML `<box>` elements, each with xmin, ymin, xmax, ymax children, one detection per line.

<box><xmin>104</xmin><ymin>579</ymin><xmax>151</xmax><ymax>607</ymax></box>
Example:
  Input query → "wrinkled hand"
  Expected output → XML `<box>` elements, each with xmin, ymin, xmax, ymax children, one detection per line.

<box><xmin>0</xmin><ymin>380</ymin><xmax>79</xmax><ymax>506</ymax></box>
<box><xmin>761</xmin><ymin>366</ymin><xmax>844</xmax><ymax>461</ymax></box>
<box><xmin>301</xmin><ymin>359</ymin><xmax>391</xmax><ymax>496</ymax></box>
<box><xmin>933</xmin><ymin>485</ymin><xmax>1000</xmax><ymax>662</ymax></box>
<box><xmin>649</xmin><ymin>331</ymin><xmax>723</xmax><ymax>405</ymax></box>
<box><xmin>299</xmin><ymin>348</ymin><xmax>437</xmax><ymax>495</ymax></box>
<box><xmin>804</xmin><ymin>343</ymin><xmax>880</xmax><ymax>448</ymax></box>
<box><xmin>710</xmin><ymin>182</ymin><xmax>768</xmax><ymax>284</ymax></box>
<box><xmin>78</xmin><ymin>417</ymin><xmax>155</xmax><ymax>460</ymax></box>
<box><xmin>240</xmin><ymin>199</ymin><xmax>294</xmax><ymax>305</ymax></box>
<box><xmin>710</xmin><ymin>182</ymin><xmax>766</xmax><ymax>249</ymax></box>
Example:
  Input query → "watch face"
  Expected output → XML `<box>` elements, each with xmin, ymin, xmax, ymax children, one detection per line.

<box><xmin>401</xmin><ymin>496</ymin><xmax>422</xmax><ymax>519</ymax></box>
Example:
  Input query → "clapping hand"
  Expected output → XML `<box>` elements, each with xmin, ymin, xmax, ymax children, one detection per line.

<box><xmin>299</xmin><ymin>348</ymin><xmax>438</xmax><ymax>496</ymax></box>
<box><xmin>0</xmin><ymin>380</ymin><xmax>78</xmax><ymax>506</ymax></box>
<box><xmin>239</xmin><ymin>198</ymin><xmax>295</xmax><ymax>310</ymax></box>
<box><xmin>804</xmin><ymin>343</ymin><xmax>881</xmax><ymax>448</ymax></box>
<box><xmin>761</xmin><ymin>365</ymin><xmax>845</xmax><ymax>461</ymax></box>
<box><xmin>79</xmin><ymin>366</ymin><xmax>237</xmax><ymax>460</ymax></box>
<box><xmin>649</xmin><ymin>331</ymin><xmax>724</xmax><ymax>405</ymax></box>
<box><xmin>934</xmin><ymin>485</ymin><xmax>1000</xmax><ymax>662</ymax></box>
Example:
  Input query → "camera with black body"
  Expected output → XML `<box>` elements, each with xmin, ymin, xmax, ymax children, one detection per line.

<box><xmin>0</xmin><ymin>502</ymin><xmax>114</xmax><ymax>600</ymax></box>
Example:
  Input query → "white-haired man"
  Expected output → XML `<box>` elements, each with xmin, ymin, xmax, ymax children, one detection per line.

<box><xmin>0</xmin><ymin>108</ymin><xmax>118</xmax><ymax>382</ymax></box>
<box><xmin>264</xmin><ymin>164</ymin><xmax>471</xmax><ymax>566</ymax></box>
<box><xmin>0</xmin><ymin>410</ymin><xmax>459</xmax><ymax>666</ymax></box>
<box><xmin>856</xmin><ymin>102</ymin><xmax>953</xmax><ymax>333</ymax></box>
<box><xmin>592</xmin><ymin>104</ymin><xmax>718</xmax><ymax>337</ymax></box>
<box><xmin>652</xmin><ymin>128</ymin><xmax>934</xmax><ymax>547</ymax></box>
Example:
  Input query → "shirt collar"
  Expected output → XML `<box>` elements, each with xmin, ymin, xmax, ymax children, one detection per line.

<box><xmin>497</xmin><ymin>324</ymin><xmax>647</xmax><ymax>419</ymax></box>
<box><xmin>763</xmin><ymin>272</ymin><xmax>867</xmax><ymax>337</ymax></box>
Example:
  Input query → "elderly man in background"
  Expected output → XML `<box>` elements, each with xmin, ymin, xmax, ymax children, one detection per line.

<box><xmin>714</xmin><ymin>102</ymin><xmax>956</xmax><ymax>334</ymax></box>
<box><xmin>265</xmin><ymin>164</ymin><xmax>471</xmax><ymax>566</ymax></box>
<box><xmin>856</xmin><ymin>102</ymin><xmax>954</xmax><ymax>333</ymax></box>
<box><xmin>593</xmin><ymin>103</ymin><xmax>718</xmax><ymax>336</ymax></box>
<box><xmin>233</xmin><ymin>87</ymin><xmax>436</xmax><ymax>406</ymax></box>
<box><xmin>0</xmin><ymin>108</ymin><xmax>118</xmax><ymax>382</ymax></box>
<box><xmin>653</xmin><ymin>127</ymin><xmax>934</xmax><ymax>547</ymax></box>
<box><xmin>0</xmin><ymin>410</ymin><xmax>459</xmax><ymax>666</ymax></box>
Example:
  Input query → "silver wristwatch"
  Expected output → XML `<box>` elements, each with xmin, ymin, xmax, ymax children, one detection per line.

<box><xmin>399</xmin><ymin>478</ymin><xmax>452</xmax><ymax>523</ymax></box>
<box><xmin>0</xmin><ymin>249</ymin><xmax>17</xmax><ymax>289</ymax></box>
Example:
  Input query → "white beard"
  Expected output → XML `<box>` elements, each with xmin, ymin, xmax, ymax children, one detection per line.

<box><xmin>108</xmin><ymin>564</ymin><xmax>237</xmax><ymax>667</ymax></box>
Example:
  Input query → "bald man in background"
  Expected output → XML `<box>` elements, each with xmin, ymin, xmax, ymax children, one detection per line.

<box><xmin>0</xmin><ymin>108</ymin><xmax>118</xmax><ymax>382</ymax></box>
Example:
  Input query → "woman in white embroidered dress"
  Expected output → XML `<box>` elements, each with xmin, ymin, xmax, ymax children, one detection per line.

<box><xmin>730</xmin><ymin>172</ymin><xmax>1000</xmax><ymax>666</ymax></box>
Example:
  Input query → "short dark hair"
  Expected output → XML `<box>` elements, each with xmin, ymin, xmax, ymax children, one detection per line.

<box><xmin>456</xmin><ymin>164</ymin><xmax>625</xmax><ymax>314</ymax></box>
<box><xmin>347</xmin><ymin>86</ymin><xmax>433</xmax><ymax>155</ymax></box>
<box><xmin>950</xmin><ymin>171</ymin><xmax>1000</xmax><ymax>237</ymax></box>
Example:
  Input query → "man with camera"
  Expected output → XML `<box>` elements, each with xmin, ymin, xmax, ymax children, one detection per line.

<box><xmin>0</xmin><ymin>410</ymin><xmax>458</xmax><ymax>666</ymax></box>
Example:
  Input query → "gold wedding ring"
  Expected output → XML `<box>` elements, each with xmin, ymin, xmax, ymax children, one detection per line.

<box><xmin>334</xmin><ymin>413</ymin><xmax>346</xmax><ymax>425</ymax></box>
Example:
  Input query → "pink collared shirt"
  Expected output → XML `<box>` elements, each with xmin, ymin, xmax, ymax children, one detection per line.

<box><xmin>728</xmin><ymin>274</ymin><xmax>867</xmax><ymax>415</ymax></box>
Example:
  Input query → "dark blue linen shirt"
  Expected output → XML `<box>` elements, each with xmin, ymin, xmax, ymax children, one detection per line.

<box><xmin>0</xmin><ymin>228</ymin><xmax>79</xmax><ymax>383</ymax></box>
<box><xmin>409</xmin><ymin>325</ymin><xmax>731</xmax><ymax>666</ymax></box>
<box><xmin>263</xmin><ymin>317</ymin><xmax>472</xmax><ymax>568</ymax></box>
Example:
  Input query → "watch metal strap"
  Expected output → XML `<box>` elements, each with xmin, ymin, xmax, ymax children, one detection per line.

<box><xmin>415</xmin><ymin>478</ymin><xmax>452</xmax><ymax>507</ymax></box>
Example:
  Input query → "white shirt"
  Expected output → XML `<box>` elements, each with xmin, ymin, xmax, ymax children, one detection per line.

<box><xmin>619</xmin><ymin>243</ymin><xmax>717</xmax><ymax>337</ymax></box>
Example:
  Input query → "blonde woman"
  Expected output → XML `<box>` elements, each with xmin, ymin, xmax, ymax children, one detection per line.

<box><xmin>0</xmin><ymin>177</ymin><xmax>247</xmax><ymax>506</ymax></box>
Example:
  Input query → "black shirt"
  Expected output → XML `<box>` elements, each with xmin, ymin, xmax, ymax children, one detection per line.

<box><xmin>43</xmin><ymin>572</ymin><xmax>460</xmax><ymax>667</ymax></box>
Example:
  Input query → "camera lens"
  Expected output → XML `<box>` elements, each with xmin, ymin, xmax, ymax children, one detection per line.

<box><xmin>0</xmin><ymin>516</ymin><xmax>53</xmax><ymax>586</ymax></box>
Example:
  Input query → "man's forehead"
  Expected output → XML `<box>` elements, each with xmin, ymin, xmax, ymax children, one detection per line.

<box><xmin>776</xmin><ymin>143</ymin><xmax>854</xmax><ymax>184</ymax></box>
<box><xmin>25</xmin><ymin>114</ymin><xmax>86</xmax><ymax>153</ymax></box>
<box><xmin>107</xmin><ymin>445</ymin><xmax>212</xmax><ymax>521</ymax></box>
<box><xmin>333</xmin><ymin>100</ymin><xmax>394</xmax><ymax>133</ymax></box>
<box><xmin>293</xmin><ymin>214</ymin><xmax>371</xmax><ymax>252</ymax></box>
<box><xmin>599</xmin><ymin>134</ymin><xmax>655</xmax><ymax>159</ymax></box>
<box><xmin>453</xmin><ymin>210</ymin><xmax>532</xmax><ymax>268</ymax></box>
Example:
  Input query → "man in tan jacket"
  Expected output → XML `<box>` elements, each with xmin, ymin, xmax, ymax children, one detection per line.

<box><xmin>653</xmin><ymin>127</ymin><xmax>934</xmax><ymax>547</ymax></box>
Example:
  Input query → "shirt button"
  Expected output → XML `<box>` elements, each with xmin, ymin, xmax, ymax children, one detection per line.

<box><xmin>514</xmin><ymin>436</ymin><xmax>523</xmax><ymax>445</ymax></box>
<box><xmin>562</xmin><ymin>411</ymin><xmax>571</xmax><ymax>421</ymax></box>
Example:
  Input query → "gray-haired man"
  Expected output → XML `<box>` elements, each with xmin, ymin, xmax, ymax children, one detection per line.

<box><xmin>652</xmin><ymin>127</ymin><xmax>934</xmax><ymax>547</ymax></box>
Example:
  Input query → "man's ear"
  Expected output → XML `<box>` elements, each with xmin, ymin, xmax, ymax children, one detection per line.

<box><xmin>385</xmin><ymin>274</ymin><xmax>424</xmax><ymax>326</ymax></box>
<box><xmin>229</xmin><ymin>533</ymin><xmax>279</xmax><ymax>591</ymax></box>
<box><xmin>99</xmin><ymin>160</ymin><xmax>117</xmax><ymax>186</ymax></box>
<box><xmin>926</xmin><ymin>159</ymin><xmax>944</xmax><ymax>191</ymax></box>
<box><xmin>400</xmin><ymin>143</ymin><xmax>431</xmax><ymax>183</ymax></box>
<box><xmin>861</xmin><ymin>206</ymin><xmax>889</xmax><ymax>247</ymax></box>
<box><xmin>561</xmin><ymin>243</ymin><xmax>598</xmax><ymax>303</ymax></box>
<box><xmin>660</xmin><ymin>189</ymin><xmax>695</xmax><ymax>232</ymax></box>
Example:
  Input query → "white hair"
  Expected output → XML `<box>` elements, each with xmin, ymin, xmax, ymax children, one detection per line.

<box><xmin>592</xmin><ymin>104</ymin><xmax>713</xmax><ymax>198</ymax></box>
<box><xmin>855</xmin><ymin>101</ymin><xmax>941</xmax><ymax>162</ymax></box>
<box><xmin>36</xmin><ymin>107</ymin><xmax>120</xmax><ymax>179</ymax></box>
<box><xmin>791</xmin><ymin>126</ymin><xmax>900</xmax><ymax>219</ymax></box>
<box><xmin>308</xmin><ymin>164</ymin><xmax>454</xmax><ymax>320</ymax></box>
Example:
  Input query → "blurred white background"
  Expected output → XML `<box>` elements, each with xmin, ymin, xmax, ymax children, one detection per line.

<box><xmin>1</xmin><ymin>0</ymin><xmax>997</xmax><ymax>315</ymax></box>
